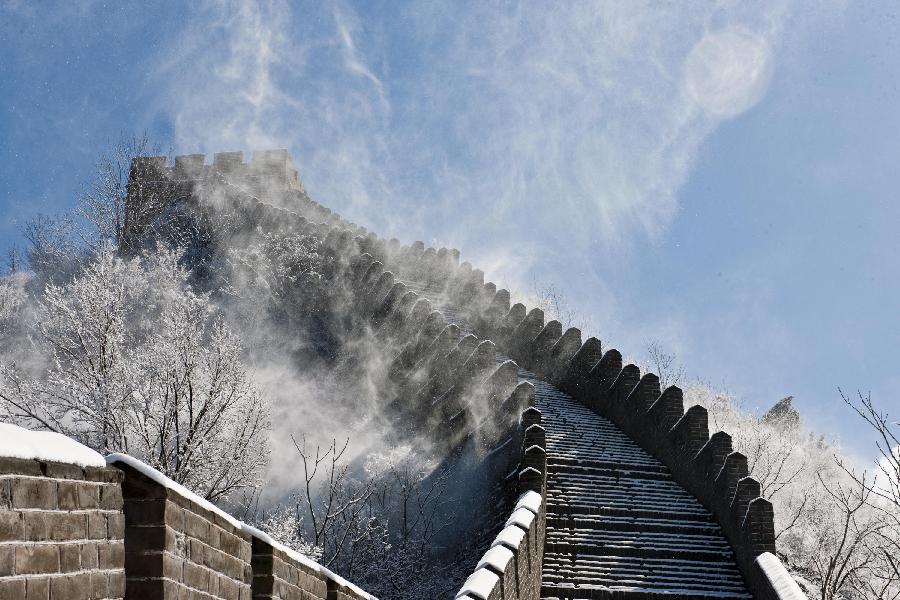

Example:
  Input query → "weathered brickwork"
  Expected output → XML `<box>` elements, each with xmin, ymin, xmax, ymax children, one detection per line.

<box><xmin>115</xmin><ymin>461</ymin><xmax>253</xmax><ymax>600</ymax></box>
<box><xmin>0</xmin><ymin>457</ymin><xmax>125</xmax><ymax>600</ymax></box>
<box><xmin>250</xmin><ymin>537</ymin><xmax>327</xmax><ymax>600</ymax></box>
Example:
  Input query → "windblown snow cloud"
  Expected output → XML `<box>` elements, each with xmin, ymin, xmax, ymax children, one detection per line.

<box><xmin>152</xmin><ymin>0</ymin><xmax>830</xmax><ymax>290</ymax></box>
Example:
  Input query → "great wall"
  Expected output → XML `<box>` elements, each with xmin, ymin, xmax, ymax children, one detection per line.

<box><xmin>0</xmin><ymin>150</ymin><xmax>807</xmax><ymax>600</ymax></box>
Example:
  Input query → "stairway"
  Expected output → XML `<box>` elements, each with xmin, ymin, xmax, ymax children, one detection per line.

<box><xmin>527</xmin><ymin>374</ymin><xmax>750</xmax><ymax>599</ymax></box>
<box><xmin>406</xmin><ymin>283</ymin><xmax>751</xmax><ymax>599</ymax></box>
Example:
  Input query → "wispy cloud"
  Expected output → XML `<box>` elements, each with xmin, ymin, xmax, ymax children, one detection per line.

<box><xmin>152</xmin><ymin>2</ymin><xmax>825</xmax><ymax>283</ymax></box>
<box><xmin>151</xmin><ymin>0</ymin><xmax>841</xmax><ymax>340</ymax></box>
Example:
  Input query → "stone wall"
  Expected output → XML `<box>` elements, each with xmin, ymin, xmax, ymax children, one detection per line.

<box><xmin>176</xmin><ymin>157</ymin><xmax>547</xmax><ymax>598</ymax></box>
<box><xmin>0</xmin><ymin>448</ymin><xmax>377</xmax><ymax>600</ymax></box>
<box><xmin>123</xmin><ymin>151</ymin><xmax>808</xmax><ymax>599</ymax></box>
<box><xmin>237</xmin><ymin>154</ymin><xmax>800</xmax><ymax>600</ymax></box>
<box><xmin>112</xmin><ymin>458</ymin><xmax>253</xmax><ymax>600</ymax></box>
<box><xmin>0</xmin><ymin>457</ymin><xmax>125</xmax><ymax>600</ymax></box>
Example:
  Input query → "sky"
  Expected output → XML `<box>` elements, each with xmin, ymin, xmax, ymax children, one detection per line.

<box><xmin>1</xmin><ymin>1</ymin><xmax>898</xmax><ymax>463</ymax></box>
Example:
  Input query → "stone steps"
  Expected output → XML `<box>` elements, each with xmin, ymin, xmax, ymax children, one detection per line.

<box><xmin>404</xmin><ymin>283</ymin><xmax>751</xmax><ymax>600</ymax></box>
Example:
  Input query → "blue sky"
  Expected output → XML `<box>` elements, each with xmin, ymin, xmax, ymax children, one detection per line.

<box><xmin>1</xmin><ymin>1</ymin><xmax>897</xmax><ymax>461</ymax></box>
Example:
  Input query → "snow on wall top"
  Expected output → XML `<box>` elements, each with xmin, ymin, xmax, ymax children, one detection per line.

<box><xmin>106</xmin><ymin>453</ymin><xmax>244</xmax><ymax>529</ymax></box>
<box><xmin>755</xmin><ymin>552</ymin><xmax>807</xmax><ymax>600</ymax></box>
<box><xmin>0</xmin><ymin>422</ymin><xmax>106</xmax><ymax>468</ymax></box>
<box><xmin>105</xmin><ymin>452</ymin><xmax>377</xmax><ymax>600</ymax></box>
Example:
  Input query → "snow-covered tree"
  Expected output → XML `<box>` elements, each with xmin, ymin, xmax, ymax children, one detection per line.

<box><xmin>0</xmin><ymin>245</ymin><xmax>269</xmax><ymax>502</ymax></box>
<box><xmin>687</xmin><ymin>383</ymin><xmax>900</xmax><ymax>599</ymax></box>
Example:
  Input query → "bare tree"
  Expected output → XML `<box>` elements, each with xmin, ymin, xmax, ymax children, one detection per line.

<box><xmin>292</xmin><ymin>435</ymin><xmax>379</xmax><ymax>570</ymax></box>
<box><xmin>808</xmin><ymin>469</ymin><xmax>896</xmax><ymax>600</ymax></box>
<box><xmin>77</xmin><ymin>132</ymin><xmax>175</xmax><ymax>253</ymax></box>
<box><xmin>646</xmin><ymin>340</ymin><xmax>685</xmax><ymax>388</ymax></box>
<box><xmin>530</xmin><ymin>279</ymin><xmax>595</xmax><ymax>333</ymax></box>
<box><xmin>841</xmin><ymin>389</ymin><xmax>900</xmax><ymax>508</ymax></box>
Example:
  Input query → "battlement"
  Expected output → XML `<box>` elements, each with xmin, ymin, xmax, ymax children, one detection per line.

<box><xmin>99</xmin><ymin>149</ymin><xmax>809</xmax><ymax>599</ymax></box>
<box><xmin>132</xmin><ymin>149</ymin><xmax>303</xmax><ymax>191</ymax></box>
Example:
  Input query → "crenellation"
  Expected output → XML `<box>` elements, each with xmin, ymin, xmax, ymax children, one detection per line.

<box><xmin>1</xmin><ymin>149</ymin><xmax>804</xmax><ymax>599</ymax></box>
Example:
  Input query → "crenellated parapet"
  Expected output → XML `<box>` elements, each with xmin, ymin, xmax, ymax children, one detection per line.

<box><xmin>119</xmin><ymin>150</ymin><xmax>807</xmax><ymax>600</ymax></box>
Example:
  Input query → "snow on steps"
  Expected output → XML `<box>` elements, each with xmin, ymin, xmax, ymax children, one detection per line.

<box><xmin>409</xmin><ymin>285</ymin><xmax>752</xmax><ymax>599</ymax></box>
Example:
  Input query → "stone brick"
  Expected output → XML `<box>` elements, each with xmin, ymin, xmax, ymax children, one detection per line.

<box><xmin>99</xmin><ymin>539</ymin><xmax>124</xmax><ymax>569</ymax></box>
<box><xmin>15</xmin><ymin>544</ymin><xmax>59</xmax><ymax>574</ymax></box>
<box><xmin>100</xmin><ymin>484</ymin><xmax>123</xmax><ymax>510</ymax></box>
<box><xmin>80</xmin><ymin>542</ymin><xmax>99</xmax><ymax>570</ymax></box>
<box><xmin>206</xmin><ymin>522</ymin><xmax>220</xmax><ymax>548</ymax></box>
<box><xmin>123</xmin><ymin>498</ymin><xmax>167</xmax><ymax>526</ymax></box>
<box><xmin>59</xmin><ymin>543</ymin><xmax>81</xmax><ymax>572</ymax></box>
<box><xmin>0</xmin><ymin>479</ymin><xmax>11</xmax><ymax>509</ymax></box>
<box><xmin>183</xmin><ymin>560</ymin><xmax>210</xmax><ymax>591</ymax></box>
<box><xmin>89</xmin><ymin>571</ymin><xmax>108</xmax><ymax>600</ymax></box>
<box><xmin>124</xmin><ymin>578</ymin><xmax>165</xmax><ymax>599</ymax></box>
<box><xmin>108</xmin><ymin>569</ymin><xmax>125</xmax><ymax>598</ymax></box>
<box><xmin>0</xmin><ymin>578</ymin><xmax>26</xmax><ymax>599</ymax></box>
<box><xmin>24</xmin><ymin>511</ymin><xmax>49</xmax><ymax>541</ymax></box>
<box><xmin>42</xmin><ymin>461</ymin><xmax>84</xmax><ymax>481</ymax></box>
<box><xmin>0</xmin><ymin>510</ymin><xmax>24</xmax><ymax>541</ymax></box>
<box><xmin>84</xmin><ymin>466</ymin><xmax>120</xmax><ymax>484</ymax></box>
<box><xmin>107</xmin><ymin>512</ymin><xmax>125</xmax><ymax>539</ymax></box>
<box><xmin>124</xmin><ymin>524</ymin><xmax>170</xmax><ymax>553</ymax></box>
<box><xmin>218</xmin><ymin>530</ymin><xmax>246</xmax><ymax>558</ymax></box>
<box><xmin>208</xmin><ymin>571</ymin><xmax>219</xmax><ymax>597</ymax></box>
<box><xmin>183</xmin><ymin>509</ymin><xmax>210</xmax><ymax>541</ymax></box>
<box><xmin>0</xmin><ymin>457</ymin><xmax>42</xmax><ymax>476</ymax></box>
<box><xmin>124</xmin><ymin>550</ymin><xmax>163</xmax><ymax>577</ymax></box>
<box><xmin>49</xmin><ymin>512</ymin><xmax>87</xmax><ymax>541</ymax></box>
<box><xmin>50</xmin><ymin>573</ymin><xmax>92</xmax><ymax>600</ymax></box>
<box><xmin>87</xmin><ymin>513</ymin><xmax>107</xmax><ymax>539</ymax></box>
<box><xmin>188</xmin><ymin>538</ymin><xmax>206</xmax><ymax>565</ymax></box>
<box><xmin>57</xmin><ymin>481</ymin><xmax>80</xmax><ymax>510</ymax></box>
<box><xmin>0</xmin><ymin>543</ymin><xmax>14</xmax><ymax>576</ymax></box>
<box><xmin>12</xmin><ymin>478</ymin><xmax>57</xmax><ymax>510</ymax></box>
<box><xmin>25</xmin><ymin>577</ymin><xmax>49</xmax><ymax>600</ymax></box>
<box><xmin>78</xmin><ymin>483</ymin><xmax>101</xmax><ymax>509</ymax></box>
<box><xmin>218</xmin><ymin>574</ymin><xmax>240</xmax><ymax>599</ymax></box>
<box><xmin>164</xmin><ymin>552</ymin><xmax>184</xmax><ymax>581</ymax></box>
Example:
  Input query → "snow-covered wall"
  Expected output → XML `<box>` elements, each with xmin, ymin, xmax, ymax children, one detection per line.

<box><xmin>0</xmin><ymin>424</ymin><xmax>376</xmax><ymax>600</ymax></box>
<box><xmin>243</xmin><ymin>156</ymin><xmax>796</xmax><ymax>600</ymax></box>
<box><xmin>187</xmin><ymin>157</ymin><xmax>549</xmax><ymax>598</ymax></box>
<box><xmin>0</xmin><ymin>430</ymin><xmax>125</xmax><ymax>600</ymax></box>
<box><xmin>121</xmin><ymin>151</ymin><xmax>806</xmax><ymax>599</ymax></box>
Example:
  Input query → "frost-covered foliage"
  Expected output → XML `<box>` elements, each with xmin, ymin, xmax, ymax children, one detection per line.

<box><xmin>253</xmin><ymin>441</ymin><xmax>462</xmax><ymax>599</ymax></box>
<box><xmin>0</xmin><ymin>245</ymin><xmax>269</xmax><ymax>502</ymax></box>
<box><xmin>686</xmin><ymin>383</ymin><xmax>900</xmax><ymax>600</ymax></box>
<box><xmin>0</xmin><ymin>271</ymin><xmax>29</xmax><ymax>340</ymax></box>
<box><xmin>226</xmin><ymin>231</ymin><xmax>328</xmax><ymax>302</ymax></box>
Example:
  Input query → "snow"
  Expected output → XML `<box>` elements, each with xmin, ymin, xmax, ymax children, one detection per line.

<box><xmin>455</xmin><ymin>568</ymin><xmax>499</xmax><ymax>599</ymax></box>
<box><xmin>492</xmin><ymin>525</ymin><xmax>526</xmax><ymax>550</ymax></box>
<box><xmin>105</xmin><ymin>453</ymin><xmax>378</xmax><ymax>600</ymax></box>
<box><xmin>477</xmin><ymin>545</ymin><xmax>514</xmax><ymax>573</ymax></box>
<box><xmin>516</xmin><ymin>490</ymin><xmax>542</xmax><ymax>515</ymax></box>
<box><xmin>106</xmin><ymin>453</ymin><xmax>244</xmax><ymax>529</ymax></box>
<box><xmin>755</xmin><ymin>552</ymin><xmax>806</xmax><ymax>600</ymax></box>
<box><xmin>0</xmin><ymin>422</ymin><xmax>106</xmax><ymax>467</ymax></box>
<box><xmin>505</xmin><ymin>506</ymin><xmax>536</xmax><ymax>530</ymax></box>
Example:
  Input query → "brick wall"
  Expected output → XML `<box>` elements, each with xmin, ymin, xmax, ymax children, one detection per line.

<box><xmin>250</xmin><ymin>536</ymin><xmax>327</xmax><ymax>600</ymax></box>
<box><xmin>114</xmin><ymin>461</ymin><xmax>253</xmax><ymax>600</ymax></box>
<box><xmin>0</xmin><ymin>456</ymin><xmax>125</xmax><ymax>600</ymax></box>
